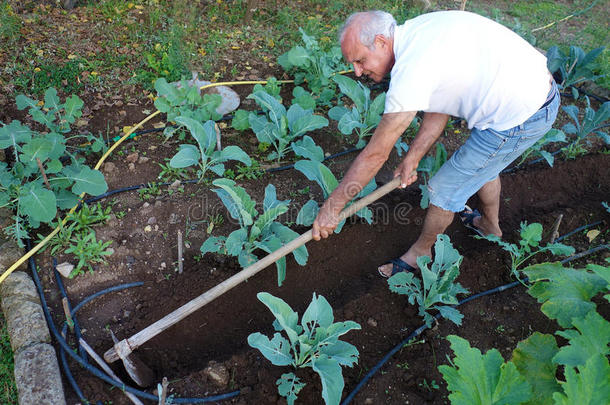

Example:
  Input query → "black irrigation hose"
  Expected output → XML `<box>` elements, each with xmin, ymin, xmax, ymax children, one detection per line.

<box><xmin>555</xmin><ymin>221</ymin><xmax>603</xmax><ymax>243</ymax></box>
<box><xmin>341</xmin><ymin>240</ymin><xmax>610</xmax><ymax>405</ymax></box>
<box><xmin>25</xmin><ymin>242</ymin><xmax>241</xmax><ymax>404</ymax></box>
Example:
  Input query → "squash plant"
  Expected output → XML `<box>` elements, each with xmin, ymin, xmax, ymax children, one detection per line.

<box><xmin>293</xmin><ymin>159</ymin><xmax>376</xmax><ymax>232</ymax></box>
<box><xmin>168</xmin><ymin>117</ymin><xmax>251</xmax><ymax>181</ymax></box>
<box><xmin>278</xmin><ymin>28</ymin><xmax>348</xmax><ymax>106</ymax></box>
<box><xmin>248</xmin><ymin>292</ymin><xmax>360</xmax><ymax>405</ymax></box>
<box><xmin>439</xmin><ymin>261</ymin><xmax>610</xmax><ymax>405</ymax></box>
<box><xmin>0</xmin><ymin>88</ymin><xmax>108</xmax><ymax>245</ymax></box>
<box><xmin>247</xmin><ymin>91</ymin><xmax>328</xmax><ymax>161</ymax></box>
<box><xmin>200</xmin><ymin>179</ymin><xmax>308</xmax><ymax>286</ymax></box>
<box><xmin>388</xmin><ymin>234</ymin><xmax>469</xmax><ymax>327</ymax></box>
<box><xmin>328</xmin><ymin>75</ymin><xmax>385</xmax><ymax>148</ymax></box>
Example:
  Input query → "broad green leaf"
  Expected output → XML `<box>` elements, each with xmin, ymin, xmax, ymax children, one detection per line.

<box><xmin>292</xmin><ymin>136</ymin><xmax>324</xmax><ymax>162</ymax></box>
<box><xmin>238</xmin><ymin>249</ymin><xmax>257</xmax><ymax>268</ymax></box>
<box><xmin>286</xmin><ymin>46</ymin><xmax>311</xmax><ymax>68</ymax></box>
<box><xmin>320</xmin><ymin>340</ymin><xmax>359</xmax><ymax>367</ymax></box>
<box><xmin>63</xmin><ymin>95</ymin><xmax>84</xmax><ymax>119</ymax></box>
<box><xmin>291</xmin><ymin>113</ymin><xmax>329</xmax><ymax>139</ymax></box>
<box><xmin>21</xmin><ymin>137</ymin><xmax>53</xmax><ymax>163</ymax></box>
<box><xmin>263</xmin><ymin>184</ymin><xmax>290</xmax><ymax>211</ymax></box>
<box><xmin>232</xmin><ymin>109</ymin><xmax>250</xmax><ymax>130</ymax></box>
<box><xmin>439</xmin><ymin>335</ymin><xmax>532</xmax><ymax>405</ymax></box>
<box><xmin>312</xmin><ymin>355</ymin><xmax>344</xmax><ymax>405</ymax></box>
<box><xmin>154</xmin><ymin>77</ymin><xmax>181</xmax><ymax>103</ymax></box>
<box><xmin>19</xmin><ymin>183</ymin><xmax>57</xmax><ymax>223</ymax></box>
<box><xmin>337</xmin><ymin>107</ymin><xmax>364</xmax><ymax>135</ymax></box>
<box><xmin>552</xmin><ymin>355</ymin><xmax>610</xmax><ymax>405</ymax></box>
<box><xmin>69</xmin><ymin>166</ymin><xmax>108</xmax><ymax>196</ymax></box>
<box><xmin>55</xmin><ymin>189</ymin><xmax>80</xmax><ymax>210</ymax></box>
<box><xmin>294</xmin><ymin>160</ymin><xmax>338</xmax><ymax>198</ymax></box>
<box><xmin>511</xmin><ymin>332</ymin><xmax>560</xmax><ymax>405</ymax></box>
<box><xmin>328</xmin><ymin>106</ymin><xmax>349</xmax><ymax>122</ymax></box>
<box><xmin>212</xmin><ymin>178</ymin><xmax>257</xmax><ymax>226</ymax></box>
<box><xmin>170</xmin><ymin>144</ymin><xmax>200</xmax><ymax>168</ymax></box>
<box><xmin>15</xmin><ymin>94</ymin><xmax>38</xmax><ymax>110</ymax></box>
<box><xmin>249</xmin><ymin>113</ymin><xmax>276</xmax><ymax>144</ymax></box>
<box><xmin>365</xmin><ymin>92</ymin><xmax>386</xmax><ymax>127</ymax></box>
<box><xmin>292</xmin><ymin>86</ymin><xmax>316</xmax><ymax>110</ymax></box>
<box><xmin>321</xmin><ymin>321</ymin><xmax>361</xmax><ymax>344</ymax></box>
<box><xmin>519</xmin><ymin>222</ymin><xmax>543</xmax><ymax>249</ymax></box>
<box><xmin>247</xmin><ymin>332</ymin><xmax>293</xmax><ymax>366</ymax></box>
<box><xmin>524</xmin><ymin>262</ymin><xmax>606</xmax><ymax>328</ymax></box>
<box><xmin>208</xmin><ymin>163</ymin><xmax>225</xmax><ymax>176</ymax></box>
<box><xmin>251</xmin><ymin>204</ymin><xmax>288</xmax><ymax>240</ymax></box>
<box><xmin>435</xmin><ymin>305</ymin><xmax>464</xmax><ymax>326</ymax></box>
<box><xmin>270</xmin><ymin>222</ymin><xmax>308</xmax><ymax>266</ymax></box>
<box><xmin>276</xmin><ymin>373</ymin><xmax>305</xmax><ymax>405</ymax></box>
<box><xmin>43</xmin><ymin>88</ymin><xmax>60</xmax><ymax>110</ymax></box>
<box><xmin>554</xmin><ymin>311</ymin><xmax>610</xmax><ymax>367</ymax></box>
<box><xmin>219</xmin><ymin>145</ymin><xmax>251</xmax><ymax>166</ymax></box>
<box><xmin>175</xmin><ymin>117</ymin><xmax>216</xmax><ymax>153</ymax></box>
<box><xmin>225</xmin><ymin>228</ymin><xmax>247</xmax><ymax>256</ymax></box>
<box><xmin>46</xmin><ymin>132</ymin><xmax>66</xmax><ymax>160</ymax></box>
<box><xmin>544</xmin><ymin>242</ymin><xmax>575</xmax><ymax>256</ymax></box>
<box><xmin>248</xmin><ymin>91</ymin><xmax>286</xmax><ymax>127</ymax></box>
<box><xmin>257</xmin><ymin>292</ymin><xmax>300</xmax><ymax>344</ymax></box>
<box><xmin>301</xmin><ymin>293</ymin><xmax>334</xmax><ymax>334</ymax></box>
<box><xmin>296</xmin><ymin>200</ymin><xmax>319</xmax><ymax>226</ymax></box>
<box><xmin>0</xmin><ymin>120</ymin><xmax>32</xmax><ymax>149</ymax></box>
<box><xmin>200</xmin><ymin>236</ymin><xmax>225</xmax><ymax>255</ymax></box>
<box><xmin>333</xmin><ymin>75</ymin><xmax>365</xmax><ymax>113</ymax></box>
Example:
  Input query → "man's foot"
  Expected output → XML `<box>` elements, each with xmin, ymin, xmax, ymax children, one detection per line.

<box><xmin>377</xmin><ymin>248</ymin><xmax>425</xmax><ymax>278</ymax></box>
<box><xmin>377</xmin><ymin>258</ymin><xmax>416</xmax><ymax>278</ymax></box>
<box><xmin>459</xmin><ymin>205</ymin><xmax>502</xmax><ymax>238</ymax></box>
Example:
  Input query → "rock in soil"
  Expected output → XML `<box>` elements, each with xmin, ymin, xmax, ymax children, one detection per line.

<box><xmin>204</xmin><ymin>361</ymin><xmax>229</xmax><ymax>388</ymax></box>
<box><xmin>56</xmin><ymin>262</ymin><xmax>74</xmax><ymax>278</ymax></box>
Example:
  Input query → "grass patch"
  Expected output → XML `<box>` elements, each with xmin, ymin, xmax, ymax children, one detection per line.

<box><xmin>0</xmin><ymin>2</ymin><xmax>21</xmax><ymax>45</ymax></box>
<box><xmin>0</xmin><ymin>315</ymin><xmax>17</xmax><ymax>404</ymax></box>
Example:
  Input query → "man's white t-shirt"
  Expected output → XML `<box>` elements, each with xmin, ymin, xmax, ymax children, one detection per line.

<box><xmin>384</xmin><ymin>11</ymin><xmax>551</xmax><ymax>131</ymax></box>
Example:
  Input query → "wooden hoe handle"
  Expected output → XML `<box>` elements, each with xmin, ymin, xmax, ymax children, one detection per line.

<box><xmin>104</xmin><ymin>177</ymin><xmax>402</xmax><ymax>363</ymax></box>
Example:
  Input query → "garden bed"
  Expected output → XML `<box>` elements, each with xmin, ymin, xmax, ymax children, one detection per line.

<box><xmin>33</xmin><ymin>119</ymin><xmax>609</xmax><ymax>404</ymax></box>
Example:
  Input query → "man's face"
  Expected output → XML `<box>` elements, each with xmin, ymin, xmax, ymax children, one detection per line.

<box><xmin>341</xmin><ymin>27</ymin><xmax>394</xmax><ymax>83</ymax></box>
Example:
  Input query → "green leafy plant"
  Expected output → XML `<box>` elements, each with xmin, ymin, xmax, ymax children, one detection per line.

<box><xmin>136</xmin><ymin>31</ymin><xmax>190</xmax><ymax>88</ymax></box>
<box><xmin>439</xmin><ymin>335</ymin><xmax>533</xmax><ymax>404</ymax></box>
<box><xmin>169</xmin><ymin>117</ymin><xmax>251</xmax><ymax>181</ymax></box>
<box><xmin>438</xmin><ymin>262</ymin><xmax>610</xmax><ymax>405</ymax></box>
<box><xmin>517</xmin><ymin>129</ymin><xmax>567</xmax><ymax>167</ymax></box>
<box><xmin>138</xmin><ymin>182</ymin><xmax>162</xmax><ymax>200</ymax></box>
<box><xmin>247</xmin><ymin>91</ymin><xmax>328</xmax><ymax>161</ymax></box>
<box><xmin>0</xmin><ymin>2</ymin><xmax>21</xmax><ymax>45</ymax></box>
<box><xmin>64</xmin><ymin>231</ymin><xmax>113</xmax><ymax>276</ymax></box>
<box><xmin>157</xmin><ymin>159</ymin><xmax>190</xmax><ymax>181</ymax></box>
<box><xmin>200</xmin><ymin>179</ymin><xmax>307</xmax><ymax>286</ymax></box>
<box><xmin>293</xmin><ymin>159</ymin><xmax>376</xmax><ymax>232</ymax></box>
<box><xmin>388</xmin><ymin>234</ymin><xmax>469</xmax><ymax>327</ymax></box>
<box><xmin>560</xmin><ymin>98</ymin><xmax>610</xmax><ymax>159</ymax></box>
<box><xmin>416</xmin><ymin>143</ymin><xmax>447</xmax><ymax>208</ymax></box>
<box><xmin>328</xmin><ymin>75</ymin><xmax>385</xmax><ymax>148</ymax></box>
<box><xmin>278</xmin><ymin>28</ymin><xmax>348</xmax><ymax>106</ymax></box>
<box><xmin>248</xmin><ymin>292</ymin><xmax>360</xmax><ymax>405</ymax></box>
<box><xmin>154</xmin><ymin>77</ymin><xmax>222</xmax><ymax>139</ymax></box>
<box><xmin>547</xmin><ymin>45</ymin><xmax>606</xmax><ymax>98</ymax></box>
<box><xmin>0</xmin><ymin>89</ymin><xmax>108</xmax><ymax>245</ymax></box>
<box><xmin>479</xmin><ymin>222</ymin><xmax>575</xmax><ymax>281</ymax></box>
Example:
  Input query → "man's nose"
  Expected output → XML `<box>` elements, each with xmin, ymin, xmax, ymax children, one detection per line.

<box><xmin>353</xmin><ymin>63</ymin><xmax>362</xmax><ymax>77</ymax></box>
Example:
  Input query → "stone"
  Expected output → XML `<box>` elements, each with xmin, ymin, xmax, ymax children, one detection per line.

<box><xmin>138</xmin><ymin>156</ymin><xmax>150</xmax><ymax>164</ymax></box>
<box><xmin>126</xmin><ymin>152</ymin><xmax>139</xmax><ymax>163</ymax></box>
<box><xmin>204</xmin><ymin>361</ymin><xmax>229</xmax><ymax>388</ymax></box>
<box><xmin>2</xmin><ymin>298</ymin><xmax>50</xmax><ymax>353</ymax></box>
<box><xmin>14</xmin><ymin>343</ymin><xmax>66</xmax><ymax>405</ymax></box>
<box><xmin>147</xmin><ymin>217</ymin><xmax>157</xmax><ymax>225</ymax></box>
<box><xmin>169</xmin><ymin>180</ymin><xmax>182</xmax><ymax>190</ymax></box>
<box><xmin>0</xmin><ymin>239</ymin><xmax>27</xmax><ymax>272</ymax></box>
<box><xmin>55</xmin><ymin>262</ymin><xmax>74</xmax><ymax>278</ymax></box>
<box><xmin>128</xmin><ymin>162</ymin><xmax>135</xmax><ymax>171</ymax></box>
<box><xmin>367</xmin><ymin>318</ymin><xmax>378</xmax><ymax>328</ymax></box>
<box><xmin>144</xmin><ymin>225</ymin><xmax>152</xmax><ymax>232</ymax></box>
<box><xmin>103</xmin><ymin>162</ymin><xmax>116</xmax><ymax>173</ymax></box>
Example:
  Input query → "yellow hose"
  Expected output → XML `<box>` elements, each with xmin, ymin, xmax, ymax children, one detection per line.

<box><xmin>0</xmin><ymin>72</ymin><xmax>354</xmax><ymax>283</ymax></box>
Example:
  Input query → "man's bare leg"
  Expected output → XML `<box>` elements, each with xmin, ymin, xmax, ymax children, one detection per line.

<box><xmin>471</xmin><ymin>176</ymin><xmax>502</xmax><ymax>238</ymax></box>
<box><xmin>378</xmin><ymin>204</ymin><xmax>454</xmax><ymax>276</ymax></box>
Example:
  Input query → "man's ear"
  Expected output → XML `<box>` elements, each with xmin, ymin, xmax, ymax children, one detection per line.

<box><xmin>374</xmin><ymin>34</ymin><xmax>388</xmax><ymax>49</ymax></box>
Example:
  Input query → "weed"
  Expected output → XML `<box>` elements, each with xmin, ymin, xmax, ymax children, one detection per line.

<box><xmin>419</xmin><ymin>379</ymin><xmax>439</xmax><ymax>392</ymax></box>
<box><xmin>158</xmin><ymin>159</ymin><xmax>190</xmax><ymax>182</ymax></box>
<box><xmin>0</xmin><ymin>315</ymin><xmax>17</xmax><ymax>404</ymax></box>
<box><xmin>0</xmin><ymin>2</ymin><xmax>21</xmax><ymax>45</ymax></box>
<box><xmin>65</xmin><ymin>232</ymin><xmax>113</xmax><ymax>276</ymax></box>
<box><xmin>138</xmin><ymin>183</ymin><xmax>162</xmax><ymax>201</ymax></box>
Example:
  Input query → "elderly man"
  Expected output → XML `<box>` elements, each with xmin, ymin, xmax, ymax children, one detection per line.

<box><xmin>312</xmin><ymin>10</ymin><xmax>559</xmax><ymax>277</ymax></box>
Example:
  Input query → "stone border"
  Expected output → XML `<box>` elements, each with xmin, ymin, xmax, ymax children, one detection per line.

<box><xmin>0</xmin><ymin>208</ymin><xmax>66</xmax><ymax>405</ymax></box>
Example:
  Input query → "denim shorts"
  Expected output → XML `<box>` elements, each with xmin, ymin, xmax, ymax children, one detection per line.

<box><xmin>428</xmin><ymin>80</ymin><xmax>560</xmax><ymax>212</ymax></box>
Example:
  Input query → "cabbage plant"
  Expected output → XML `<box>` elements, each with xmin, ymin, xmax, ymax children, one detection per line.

<box><xmin>248</xmin><ymin>292</ymin><xmax>360</xmax><ymax>405</ymax></box>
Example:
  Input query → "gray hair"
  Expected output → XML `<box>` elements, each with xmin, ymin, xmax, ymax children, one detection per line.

<box><xmin>339</xmin><ymin>11</ymin><xmax>397</xmax><ymax>49</ymax></box>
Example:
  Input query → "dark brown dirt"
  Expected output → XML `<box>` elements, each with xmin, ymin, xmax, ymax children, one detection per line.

<box><xmin>33</xmin><ymin>114</ymin><xmax>609</xmax><ymax>404</ymax></box>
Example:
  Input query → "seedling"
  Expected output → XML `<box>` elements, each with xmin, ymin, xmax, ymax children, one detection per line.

<box><xmin>64</xmin><ymin>231</ymin><xmax>113</xmax><ymax>276</ymax></box>
<box><xmin>158</xmin><ymin>159</ymin><xmax>190</xmax><ymax>181</ymax></box>
<box><xmin>518</xmin><ymin>129</ymin><xmax>567</xmax><ymax>167</ymax></box>
<box><xmin>388</xmin><ymin>234</ymin><xmax>469</xmax><ymax>327</ymax></box>
<box><xmin>479</xmin><ymin>222</ymin><xmax>575</xmax><ymax>281</ymax></box>
<box><xmin>560</xmin><ymin>98</ymin><xmax>610</xmax><ymax>159</ymax></box>
<box><xmin>169</xmin><ymin>117</ymin><xmax>251</xmax><ymax>181</ymax></box>
<box><xmin>248</xmin><ymin>292</ymin><xmax>360</xmax><ymax>405</ymax></box>
<box><xmin>138</xmin><ymin>182</ymin><xmax>162</xmax><ymax>201</ymax></box>
<box><xmin>247</xmin><ymin>91</ymin><xmax>328</xmax><ymax>161</ymax></box>
<box><xmin>200</xmin><ymin>179</ymin><xmax>308</xmax><ymax>286</ymax></box>
<box><xmin>328</xmin><ymin>75</ymin><xmax>385</xmax><ymax>148</ymax></box>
